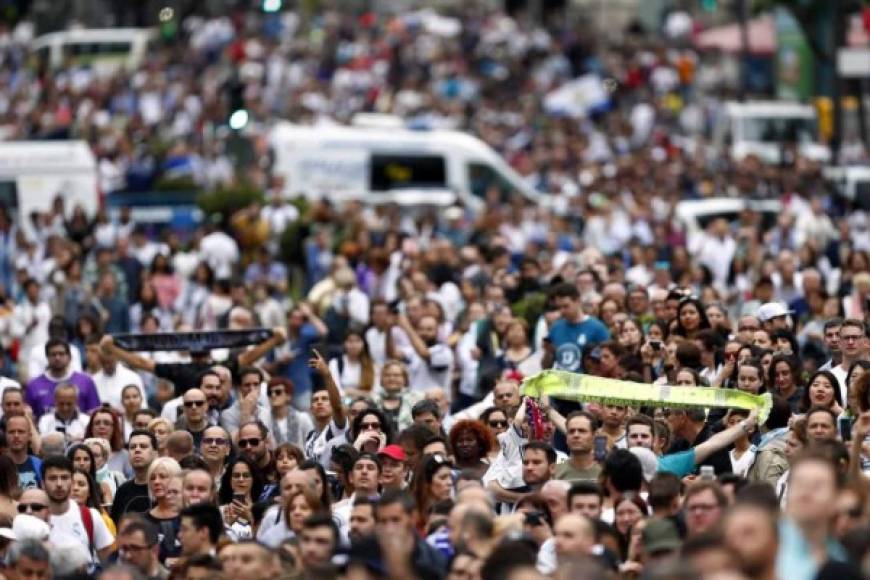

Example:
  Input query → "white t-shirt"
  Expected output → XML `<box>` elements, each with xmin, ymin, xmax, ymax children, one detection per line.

<box><xmin>403</xmin><ymin>344</ymin><xmax>454</xmax><ymax>395</ymax></box>
<box><xmin>92</xmin><ymin>364</ymin><xmax>146</xmax><ymax>412</ymax></box>
<box><xmin>49</xmin><ymin>500</ymin><xmax>114</xmax><ymax>564</ymax></box>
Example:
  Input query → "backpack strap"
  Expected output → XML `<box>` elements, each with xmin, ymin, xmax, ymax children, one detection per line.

<box><xmin>79</xmin><ymin>504</ymin><xmax>95</xmax><ymax>553</ymax></box>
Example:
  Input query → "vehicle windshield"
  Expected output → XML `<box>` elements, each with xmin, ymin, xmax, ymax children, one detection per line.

<box><xmin>740</xmin><ymin>116</ymin><xmax>817</xmax><ymax>144</ymax></box>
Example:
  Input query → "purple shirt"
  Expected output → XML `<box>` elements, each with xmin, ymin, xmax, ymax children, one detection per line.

<box><xmin>25</xmin><ymin>372</ymin><xmax>101</xmax><ymax>419</ymax></box>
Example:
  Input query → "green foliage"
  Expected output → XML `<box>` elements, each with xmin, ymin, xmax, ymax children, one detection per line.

<box><xmin>511</xmin><ymin>292</ymin><xmax>548</xmax><ymax>328</ymax></box>
<box><xmin>196</xmin><ymin>184</ymin><xmax>265</xmax><ymax>225</ymax></box>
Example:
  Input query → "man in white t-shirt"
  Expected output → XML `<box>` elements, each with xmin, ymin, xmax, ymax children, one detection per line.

<box><xmin>44</xmin><ymin>455</ymin><xmax>114</xmax><ymax>569</ymax></box>
<box><xmin>393</xmin><ymin>314</ymin><xmax>454</xmax><ymax>395</ymax></box>
<box><xmin>91</xmin><ymin>347</ymin><xmax>146</xmax><ymax>412</ymax></box>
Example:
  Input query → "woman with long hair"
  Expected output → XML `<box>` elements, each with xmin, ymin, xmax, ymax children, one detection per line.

<box><xmin>67</xmin><ymin>443</ymin><xmax>113</xmax><ymax>505</ymax></box>
<box><xmin>448</xmin><ymin>420</ymin><xmax>496</xmax><ymax>479</ymax></box>
<box><xmin>119</xmin><ymin>384</ymin><xmax>144</xmax><ymax>442</ymax></box>
<box><xmin>259</xmin><ymin>487</ymin><xmax>324</xmax><ymax>548</ymax></box>
<box><xmin>768</xmin><ymin>354</ymin><xmax>804</xmax><ymax>412</ymax></box>
<box><xmin>328</xmin><ymin>330</ymin><xmax>376</xmax><ymax>397</ymax></box>
<box><xmin>618</xmin><ymin>318</ymin><xmax>644</xmax><ymax>357</ymax></box>
<box><xmin>349</xmin><ymin>408</ymin><xmax>394</xmax><ymax>455</ymax></box>
<box><xmin>673</xmin><ymin>298</ymin><xmax>711</xmax><ymax>339</ymax></box>
<box><xmin>84</xmin><ymin>437</ymin><xmax>126</xmax><ymax>500</ymax></box>
<box><xmin>144</xmin><ymin>457</ymin><xmax>183</xmax><ymax>564</ymax></box>
<box><xmin>0</xmin><ymin>455</ymin><xmax>19</xmax><ymax>519</ymax></box>
<box><xmin>498</xmin><ymin>319</ymin><xmax>534</xmax><ymax>373</ymax></box>
<box><xmin>411</xmin><ymin>454</ymin><xmax>454</xmax><ymax>531</ymax></box>
<box><xmin>85</xmin><ymin>407</ymin><xmax>130</xmax><ymax>477</ymax></box>
<box><xmin>614</xmin><ymin>494</ymin><xmax>649</xmax><ymax>560</ymax></box>
<box><xmin>800</xmin><ymin>370</ymin><xmax>844</xmax><ymax>415</ymax></box>
<box><xmin>219</xmin><ymin>457</ymin><xmax>264</xmax><ymax>541</ymax></box>
<box><xmin>71</xmin><ymin>467</ymin><xmax>117</xmax><ymax>538</ymax></box>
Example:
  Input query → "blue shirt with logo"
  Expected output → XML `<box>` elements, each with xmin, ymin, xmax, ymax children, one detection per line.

<box><xmin>547</xmin><ymin>317</ymin><xmax>610</xmax><ymax>372</ymax></box>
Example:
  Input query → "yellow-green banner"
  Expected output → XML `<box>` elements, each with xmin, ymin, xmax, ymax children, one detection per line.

<box><xmin>522</xmin><ymin>370</ymin><xmax>772</xmax><ymax>423</ymax></box>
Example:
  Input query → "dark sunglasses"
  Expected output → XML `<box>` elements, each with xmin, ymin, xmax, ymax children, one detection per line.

<box><xmin>184</xmin><ymin>400</ymin><xmax>206</xmax><ymax>408</ymax></box>
<box><xmin>18</xmin><ymin>503</ymin><xmax>47</xmax><ymax>513</ymax></box>
<box><xmin>488</xmin><ymin>420</ymin><xmax>508</xmax><ymax>428</ymax></box>
<box><xmin>238</xmin><ymin>438</ymin><xmax>261</xmax><ymax>448</ymax></box>
<box><xmin>267</xmin><ymin>389</ymin><xmax>285</xmax><ymax>397</ymax></box>
<box><xmin>202</xmin><ymin>437</ymin><xmax>227</xmax><ymax>446</ymax></box>
<box><xmin>359</xmin><ymin>421</ymin><xmax>381</xmax><ymax>431</ymax></box>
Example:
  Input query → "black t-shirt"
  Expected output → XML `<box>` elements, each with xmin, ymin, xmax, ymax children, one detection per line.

<box><xmin>110</xmin><ymin>480</ymin><xmax>151</xmax><ymax>524</ymax></box>
<box><xmin>143</xmin><ymin>512</ymin><xmax>181</xmax><ymax>564</ymax></box>
<box><xmin>667</xmin><ymin>423</ymin><xmax>732</xmax><ymax>475</ymax></box>
<box><xmin>155</xmin><ymin>355</ymin><xmax>239</xmax><ymax>396</ymax></box>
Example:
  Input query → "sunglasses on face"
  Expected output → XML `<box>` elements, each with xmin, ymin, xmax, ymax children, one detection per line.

<box><xmin>488</xmin><ymin>420</ymin><xmax>508</xmax><ymax>428</ymax></box>
<box><xmin>238</xmin><ymin>438</ymin><xmax>261</xmax><ymax>448</ymax></box>
<box><xmin>359</xmin><ymin>421</ymin><xmax>381</xmax><ymax>431</ymax></box>
<box><xmin>268</xmin><ymin>389</ymin><xmax>285</xmax><ymax>397</ymax></box>
<box><xmin>184</xmin><ymin>400</ymin><xmax>206</xmax><ymax>408</ymax></box>
<box><xmin>17</xmin><ymin>503</ymin><xmax>47</xmax><ymax>513</ymax></box>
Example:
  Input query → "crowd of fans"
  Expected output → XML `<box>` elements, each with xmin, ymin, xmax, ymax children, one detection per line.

<box><xmin>0</xmin><ymin>3</ymin><xmax>865</xmax><ymax>580</ymax></box>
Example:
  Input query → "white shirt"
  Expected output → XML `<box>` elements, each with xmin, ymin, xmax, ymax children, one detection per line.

<box><xmin>199</xmin><ymin>231</ymin><xmax>240</xmax><ymax>279</ymax></box>
<box><xmin>48</xmin><ymin>500</ymin><xmax>114</xmax><ymax>565</ymax></box>
<box><xmin>403</xmin><ymin>343</ymin><xmax>454</xmax><ymax>395</ymax></box>
<box><xmin>91</xmin><ymin>364</ymin><xmax>146</xmax><ymax>412</ymax></box>
<box><xmin>37</xmin><ymin>411</ymin><xmax>90</xmax><ymax>440</ymax></box>
<box><xmin>831</xmin><ymin>364</ymin><xmax>848</xmax><ymax>405</ymax></box>
<box><xmin>729</xmin><ymin>446</ymin><xmax>757</xmax><ymax>478</ymax></box>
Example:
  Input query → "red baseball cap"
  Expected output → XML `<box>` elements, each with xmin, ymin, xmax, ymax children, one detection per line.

<box><xmin>378</xmin><ymin>444</ymin><xmax>406</xmax><ymax>462</ymax></box>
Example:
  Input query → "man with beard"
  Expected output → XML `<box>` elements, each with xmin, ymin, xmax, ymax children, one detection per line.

<box><xmin>111</xmin><ymin>430</ymin><xmax>157</xmax><ymax>522</ymax></box>
<box><xmin>182</xmin><ymin>469</ymin><xmax>216</xmax><ymax>507</ymax></box>
<box><xmin>176</xmin><ymin>389</ymin><xmax>212</xmax><ymax>448</ymax></box>
<box><xmin>236</xmin><ymin>421</ymin><xmax>276</xmax><ymax>500</ymax></box>
<box><xmin>43</xmin><ymin>455</ymin><xmax>114</xmax><ymax>568</ymax></box>
<box><xmin>722</xmin><ymin>502</ymin><xmax>779</xmax><ymax>580</ymax></box>
<box><xmin>390</xmin><ymin>314</ymin><xmax>454</xmax><ymax>393</ymax></box>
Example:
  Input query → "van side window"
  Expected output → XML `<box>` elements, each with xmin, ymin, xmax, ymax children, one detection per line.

<box><xmin>370</xmin><ymin>155</ymin><xmax>446</xmax><ymax>190</ymax></box>
<box><xmin>468</xmin><ymin>163</ymin><xmax>512</xmax><ymax>201</ymax></box>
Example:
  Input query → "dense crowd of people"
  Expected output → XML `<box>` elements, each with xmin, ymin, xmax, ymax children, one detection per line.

<box><xmin>0</xmin><ymin>3</ymin><xmax>865</xmax><ymax>580</ymax></box>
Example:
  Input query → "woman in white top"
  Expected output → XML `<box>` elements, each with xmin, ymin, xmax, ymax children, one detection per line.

<box><xmin>328</xmin><ymin>330</ymin><xmax>377</xmax><ymax>398</ymax></box>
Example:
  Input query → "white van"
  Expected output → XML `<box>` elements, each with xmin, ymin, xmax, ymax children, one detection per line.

<box><xmin>713</xmin><ymin>101</ymin><xmax>830</xmax><ymax>164</ymax></box>
<box><xmin>269</xmin><ymin>119</ymin><xmax>545</xmax><ymax>212</ymax></box>
<box><xmin>0</xmin><ymin>140</ymin><xmax>99</xmax><ymax>229</ymax></box>
<box><xmin>31</xmin><ymin>28</ymin><xmax>156</xmax><ymax>75</ymax></box>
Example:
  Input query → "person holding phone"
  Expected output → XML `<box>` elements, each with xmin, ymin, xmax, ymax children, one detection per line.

<box><xmin>219</xmin><ymin>456</ymin><xmax>264</xmax><ymax>541</ymax></box>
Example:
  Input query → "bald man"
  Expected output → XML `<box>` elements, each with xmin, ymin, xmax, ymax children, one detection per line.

<box><xmin>554</xmin><ymin>514</ymin><xmax>595</xmax><ymax>561</ymax></box>
<box><xmin>541</xmin><ymin>480</ymin><xmax>570</xmax><ymax>522</ymax></box>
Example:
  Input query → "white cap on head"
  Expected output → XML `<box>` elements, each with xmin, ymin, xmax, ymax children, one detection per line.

<box><xmin>757</xmin><ymin>302</ymin><xmax>794</xmax><ymax>323</ymax></box>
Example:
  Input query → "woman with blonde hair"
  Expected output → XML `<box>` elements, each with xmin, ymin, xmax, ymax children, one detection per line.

<box><xmin>146</xmin><ymin>417</ymin><xmax>173</xmax><ymax>456</ymax></box>
<box><xmin>373</xmin><ymin>359</ymin><xmax>421</xmax><ymax>432</ymax></box>
<box><xmin>143</xmin><ymin>456</ymin><xmax>182</xmax><ymax>564</ymax></box>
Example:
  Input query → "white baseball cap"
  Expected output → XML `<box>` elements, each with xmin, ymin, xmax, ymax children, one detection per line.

<box><xmin>757</xmin><ymin>302</ymin><xmax>793</xmax><ymax>323</ymax></box>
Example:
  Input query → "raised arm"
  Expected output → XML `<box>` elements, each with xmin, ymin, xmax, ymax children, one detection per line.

<box><xmin>237</xmin><ymin>327</ymin><xmax>287</xmax><ymax>367</ymax></box>
<box><xmin>693</xmin><ymin>408</ymin><xmax>759</xmax><ymax>465</ymax></box>
<box><xmin>299</xmin><ymin>302</ymin><xmax>327</xmax><ymax>337</ymax></box>
<box><xmin>100</xmin><ymin>335</ymin><xmax>156</xmax><ymax>373</ymax></box>
<box><xmin>396</xmin><ymin>315</ymin><xmax>431</xmax><ymax>361</ymax></box>
<box><xmin>310</xmin><ymin>349</ymin><xmax>346</xmax><ymax>428</ymax></box>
